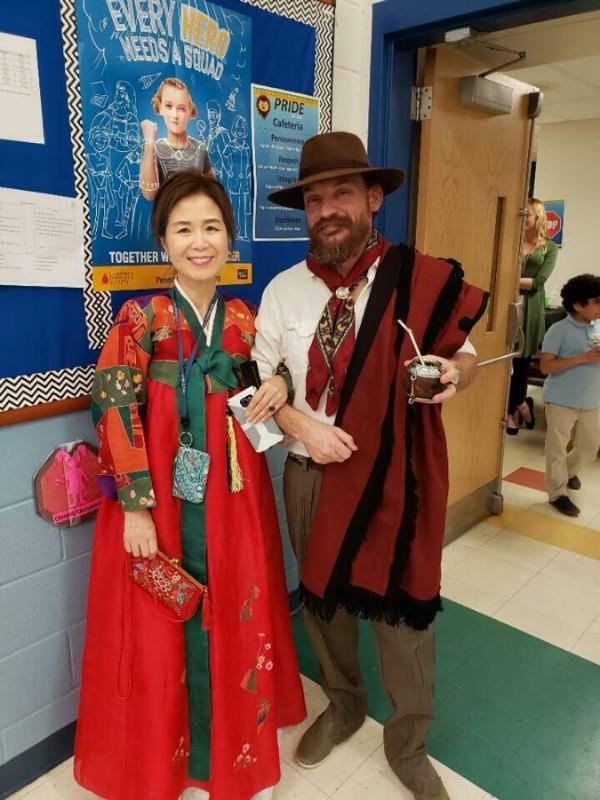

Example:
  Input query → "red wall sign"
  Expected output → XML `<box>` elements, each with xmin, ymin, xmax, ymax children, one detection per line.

<box><xmin>546</xmin><ymin>210</ymin><xmax>562</xmax><ymax>240</ymax></box>
<box><xmin>543</xmin><ymin>200</ymin><xmax>565</xmax><ymax>246</ymax></box>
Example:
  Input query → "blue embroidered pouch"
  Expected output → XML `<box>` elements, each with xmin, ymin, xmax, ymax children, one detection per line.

<box><xmin>172</xmin><ymin>445</ymin><xmax>210</xmax><ymax>504</ymax></box>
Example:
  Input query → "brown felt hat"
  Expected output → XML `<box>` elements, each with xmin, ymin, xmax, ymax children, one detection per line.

<box><xmin>268</xmin><ymin>131</ymin><xmax>405</xmax><ymax>210</ymax></box>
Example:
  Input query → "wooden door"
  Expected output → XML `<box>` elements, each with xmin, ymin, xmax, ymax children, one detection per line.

<box><xmin>414</xmin><ymin>46</ymin><xmax>534</xmax><ymax>535</ymax></box>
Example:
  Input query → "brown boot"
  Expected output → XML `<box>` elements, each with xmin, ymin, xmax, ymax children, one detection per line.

<box><xmin>389</xmin><ymin>751</ymin><xmax>448</xmax><ymax>800</ymax></box>
<box><xmin>295</xmin><ymin>706</ymin><xmax>365</xmax><ymax>768</ymax></box>
<box><xmin>414</xmin><ymin>784</ymin><xmax>450</xmax><ymax>800</ymax></box>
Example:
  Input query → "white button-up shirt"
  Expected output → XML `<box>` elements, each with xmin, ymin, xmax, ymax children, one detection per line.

<box><xmin>253</xmin><ymin>258</ymin><xmax>476</xmax><ymax>456</ymax></box>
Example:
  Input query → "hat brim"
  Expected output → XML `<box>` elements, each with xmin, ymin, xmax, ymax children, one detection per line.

<box><xmin>267</xmin><ymin>166</ymin><xmax>406</xmax><ymax>210</ymax></box>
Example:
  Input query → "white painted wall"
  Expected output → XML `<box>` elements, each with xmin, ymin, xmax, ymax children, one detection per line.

<box><xmin>535</xmin><ymin>119</ymin><xmax>600</xmax><ymax>300</ymax></box>
<box><xmin>332</xmin><ymin>0</ymin><xmax>376</xmax><ymax>143</ymax></box>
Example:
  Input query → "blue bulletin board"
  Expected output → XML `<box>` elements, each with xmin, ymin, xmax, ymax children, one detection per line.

<box><xmin>0</xmin><ymin>0</ymin><xmax>335</xmax><ymax>415</ymax></box>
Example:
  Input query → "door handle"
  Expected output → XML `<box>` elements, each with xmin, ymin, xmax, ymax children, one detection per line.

<box><xmin>477</xmin><ymin>342</ymin><xmax>522</xmax><ymax>367</ymax></box>
<box><xmin>477</xmin><ymin>300</ymin><xmax>524</xmax><ymax>367</ymax></box>
<box><xmin>478</xmin><ymin>327</ymin><xmax>524</xmax><ymax>366</ymax></box>
<box><xmin>506</xmin><ymin>299</ymin><xmax>524</xmax><ymax>349</ymax></box>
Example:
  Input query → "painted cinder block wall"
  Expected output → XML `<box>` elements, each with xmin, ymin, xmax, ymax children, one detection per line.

<box><xmin>0</xmin><ymin>0</ymin><xmax>377</xmax><ymax>776</ymax></box>
<box><xmin>0</xmin><ymin>412</ymin><xmax>96</xmax><ymax>766</ymax></box>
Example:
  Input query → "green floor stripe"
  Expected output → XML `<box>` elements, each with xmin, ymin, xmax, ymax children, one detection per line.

<box><xmin>293</xmin><ymin>602</ymin><xmax>600</xmax><ymax>800</ymax></box>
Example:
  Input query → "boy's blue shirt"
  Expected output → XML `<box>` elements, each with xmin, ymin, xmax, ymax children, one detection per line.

<box><xmin>541</xmin><ymin>315</ymin><xmax>600</xmax><ymax>410</ymax></box>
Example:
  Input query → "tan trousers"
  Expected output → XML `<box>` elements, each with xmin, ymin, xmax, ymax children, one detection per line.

<box><xmin>283</xmin><ymin>456</ymin><xmax>440</xmax><ymax>796</ymax></box>
<box><xmin>545</xmin><ymin>403</ymin><xmax>600</xmax><ymax>500</ymax></box>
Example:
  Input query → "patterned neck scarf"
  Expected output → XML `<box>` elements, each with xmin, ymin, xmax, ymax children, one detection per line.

<box><xmin>305</xmin><ymin>231</ymin><xmax>388</xmax><ymax>415</ymax></box>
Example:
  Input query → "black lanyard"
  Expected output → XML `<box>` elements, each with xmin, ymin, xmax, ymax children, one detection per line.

<box><xmin>172</xmin><ymin>291</ymin><xmax>217</xmax><ymax>428</ymax></box>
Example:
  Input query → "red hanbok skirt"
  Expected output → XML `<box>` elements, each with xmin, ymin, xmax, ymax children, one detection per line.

<box><xmin>74</xmin><ymin>381</ymin><xmax>306</xmax><ymax>800</ymax></box>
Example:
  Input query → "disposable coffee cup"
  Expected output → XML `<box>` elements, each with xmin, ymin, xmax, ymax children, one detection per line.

<box><xmin>403</xmin><ymin>358</ymin><xmax>444</xmax><ymax>404</ymax></box>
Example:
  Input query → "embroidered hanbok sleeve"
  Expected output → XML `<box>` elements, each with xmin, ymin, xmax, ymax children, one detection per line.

<box><xmin>91</xmin><ymin>299</ymin><xmax>157</xmax><ymax>512</ymax></box>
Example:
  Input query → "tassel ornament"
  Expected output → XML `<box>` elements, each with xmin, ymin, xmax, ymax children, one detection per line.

<box><xmin>201</xmin><ymin>589</ymin><xmax>212</xmax><ymax>631</ymax></box>
<box><xmin>226</xmin><ymin>412</ymin><xmax>244</xmax><ymax>493</ymax></box>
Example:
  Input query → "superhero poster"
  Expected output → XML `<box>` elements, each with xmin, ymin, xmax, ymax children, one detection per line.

<box><xmin>75</xmin><ymin>0</ymin><xmax>252</xmax><ymax>291</ymax></box>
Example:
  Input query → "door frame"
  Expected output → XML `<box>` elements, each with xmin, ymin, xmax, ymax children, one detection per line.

<box><xmin>368</xmin><ymin>0</ymin><xmax>600</xmax><ymax>530</ymax></box>
<box><xmin>369</xmin><ymin>0</ymin><xmax>600</xmax><ymax>244</ymax></box>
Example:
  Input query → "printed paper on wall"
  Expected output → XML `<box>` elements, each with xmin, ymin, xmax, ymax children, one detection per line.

<box><xmin>251</xmin><ymin>84</ymin><xmax>319</xmax><ymax>241</ymax></box>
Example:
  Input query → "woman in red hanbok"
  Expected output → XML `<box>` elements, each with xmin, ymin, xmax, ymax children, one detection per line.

<box><xmin>74</xmin><ymin>172</ymin><xmax>306</xmax><ymax>800</ymax></box>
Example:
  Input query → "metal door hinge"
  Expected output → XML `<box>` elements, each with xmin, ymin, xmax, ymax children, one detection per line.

<box><xmin>411</xmin><ymin>86</ymin><xmax>433</xmax><ymax>121</ymax></box>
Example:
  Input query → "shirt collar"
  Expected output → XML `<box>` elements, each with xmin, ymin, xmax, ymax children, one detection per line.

<box><xmin>567</xmin><ymin>313</ymin><xmax>593</xmax><ymax>329</ymax></box>
<box><xmin>306</xmin><ymin>257</ymin><xmax>380</xmax><ymax>286</ymax></box>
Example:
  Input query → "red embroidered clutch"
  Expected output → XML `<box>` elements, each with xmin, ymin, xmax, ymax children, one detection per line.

<box><xmin>127</xmin><ymin>551</ymin><xmax>210</xmax><ymax>627</ymax></box>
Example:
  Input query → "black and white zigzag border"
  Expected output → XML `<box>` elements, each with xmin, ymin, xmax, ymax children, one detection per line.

<box><xmin>240</xmin><ymin>0</ymin><xmax>335</xmax><ymax>131</ymax></box>
<box><xmin>60</xmin><ymin>0</ymin><xmax>114</xmax><ymax>350</ymax></box>
<box><xmin>0</xmin><ymin>1</ymin><xmax>104</xmax><ymax>415</ymax></box>
<box><xmin>0</xmin><ymin>366</ymin><xmax>95</xmax><ymax>413</ymax></box>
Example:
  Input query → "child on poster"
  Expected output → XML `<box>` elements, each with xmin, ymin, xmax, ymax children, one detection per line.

<box><xmin>140</xmin><ymin>77</ymin><xmax>214</xmax><ymax>200</ymax></box>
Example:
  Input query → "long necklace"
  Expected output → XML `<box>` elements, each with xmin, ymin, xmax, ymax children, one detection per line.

<box><xmin>165</xmin><ymin>135</ymin><xmax>189</xmax><ymax>160</ymax></box>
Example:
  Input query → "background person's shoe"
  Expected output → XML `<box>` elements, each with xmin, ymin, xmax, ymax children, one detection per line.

<box><xmin>295</xmin><ymin>708</ymin><xmax>365</xmax><ymax>768</ymax></box>
<box><xmin>567</xmin><ymin>475</ymin><xmax>581</xmax><ymax>490</ymax></box>
<box><xmin>550</xmin><ymin>495</ymin><xmax>580</xmax><ymax>517</ymax></box>
<box><xmin>523</xmin><ymin>397</ymin><xmax>535</xmax><ymax>431</ymax></box>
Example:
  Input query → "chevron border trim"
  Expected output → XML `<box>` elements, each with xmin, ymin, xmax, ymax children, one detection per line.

<box><xmin>0</xmin><ymin>366</ymin><xmax>95</xmax><ymax>413</ymax></box>
<box><xmin>60</xmin><ymin>0</ymin><xmax>113</xmax><ymax>350</ymax></box>
<box><xmin>240</xmin><ymin>0</ymin><xmax>335</xmax><ymax>131</ymax></box>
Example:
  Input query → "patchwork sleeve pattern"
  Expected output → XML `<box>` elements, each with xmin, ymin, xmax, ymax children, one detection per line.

<box><xmin>91</xmin><ymin>299</ymin><xmax>157</xmax><ymax>511</ymax></box>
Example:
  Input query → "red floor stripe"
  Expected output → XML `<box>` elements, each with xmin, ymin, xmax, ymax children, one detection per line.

<box><xmin>504</xmin><ymin>466</ymin><xmax>546</xmax><ymax>492</ymax></box>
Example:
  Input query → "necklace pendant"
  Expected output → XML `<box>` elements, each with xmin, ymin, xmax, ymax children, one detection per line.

<box><xmin>335</xmin><ymin>287</ymin><xmax>351</xmax><ymax>300</ymax></box>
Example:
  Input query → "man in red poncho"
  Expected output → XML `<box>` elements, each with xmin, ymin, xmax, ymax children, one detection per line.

<box><xmin>248</xmin><ymin>131</ymin><xmax>488</xmax><ymax>800</ymax></box>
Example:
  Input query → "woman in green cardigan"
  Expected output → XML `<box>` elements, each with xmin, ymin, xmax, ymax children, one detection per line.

<box><xmin>507</xmin><ymin>199</ymin><xmax>559</xmax><ymax>434</ymax></box>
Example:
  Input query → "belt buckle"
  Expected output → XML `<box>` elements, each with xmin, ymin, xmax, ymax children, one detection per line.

<box><xmin>290</xmin><ymin>452</ymin><xmax>309</xmax><ymax>470</ymax></box>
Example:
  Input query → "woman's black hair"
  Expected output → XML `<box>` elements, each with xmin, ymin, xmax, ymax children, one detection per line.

<box><xmin>151</xmin><ymin>170</ymin><xmax>236</xmax><ymax>245</ymax></box>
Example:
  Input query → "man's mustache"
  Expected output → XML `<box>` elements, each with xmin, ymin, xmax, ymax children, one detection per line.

<box><xmin>312</xmin><ymin>216</ymin><xmax>352</xmax><ymax>235</ymax></box>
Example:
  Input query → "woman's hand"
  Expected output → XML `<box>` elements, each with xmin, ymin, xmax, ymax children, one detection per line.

<box><xmin>140</xmin><ymin>119</ymin><xmax>157</xmax><ymax>145</ymax></box>
<box><xmin>123</xmin><ymin>509</ymin><xmax>158</xmax><ymax>558</ymax></box>
<box><xmin>244</xmin><ymin>375</ymin><xmax>288</xmax><ymax>424</ymax></box>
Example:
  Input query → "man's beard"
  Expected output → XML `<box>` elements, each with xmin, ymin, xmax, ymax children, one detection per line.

<box><xmin>309</xmin><ymin>214</ymin><xmax>371</xmax><ymax>266</ymax></box>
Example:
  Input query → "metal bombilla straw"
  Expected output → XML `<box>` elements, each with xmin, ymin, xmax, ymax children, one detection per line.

<box><xmin>397</xmin><ymin>319</ymin><xmax>426</xmax><ymax>366</ymax></box>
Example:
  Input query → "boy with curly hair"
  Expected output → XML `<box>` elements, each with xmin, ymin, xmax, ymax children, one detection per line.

<box><xmin>540</xmin><ymin>273</ymin><xmax>600</xmax><ymax>516</ymax></box>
